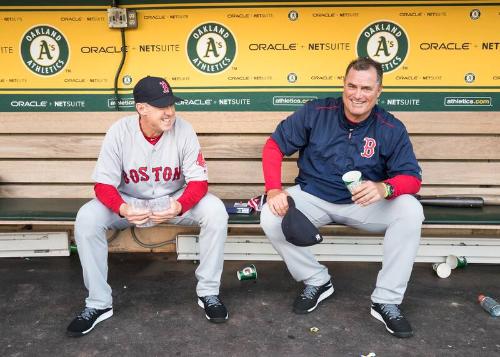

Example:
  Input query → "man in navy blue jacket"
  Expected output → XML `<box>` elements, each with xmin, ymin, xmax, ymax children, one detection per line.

<box><xmin>260</xmin><ymin>57</ymin><xmax>424</xmax><ymax>338</ymax></box>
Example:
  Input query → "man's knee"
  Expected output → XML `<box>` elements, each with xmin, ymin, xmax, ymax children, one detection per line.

<box><xmin>75</xmin><ymin>201</ymin><xmax>107</xmax><ymax>234</ymax></box>
<box><xmin>394</xmin><ymin>195</ymin><xmax>425</xmax><ymax>224</ymax></box>
<box><xmin>197</xmin><ymin>195</ymin><xmax>228</xmax><ymax>228</ymax></box>
<box><xmin>260</xmin><ymin>204</ymin><xmax>283</xmax><ymax>236</ymax></box>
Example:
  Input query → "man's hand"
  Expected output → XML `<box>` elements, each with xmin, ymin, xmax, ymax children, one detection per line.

<box><xmin>351</xmin><ymin>181</ymin><xmax>386</xmax><ymax>206</ymax></box>
<box><xmin>119</xmin><ymin>203</ymin><xmax>151</xmax><ymax>225</ymax></box>
<box><xmin>149</xmin><ymin>197</ymin><xmax>183</xmax><ymax>224</ymax></box>
<box><xmin>266</xmin><ymin>189</ymin><xmax>289</xmax><ymax>217</ymax></box>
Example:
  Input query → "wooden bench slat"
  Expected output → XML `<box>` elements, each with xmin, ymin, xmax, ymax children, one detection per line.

<box><xmin>0</xmin><ymin>184</ymin><xmax>498</xmax><ymax>202</ymax></box>
<box><xmin>0</xmin><ymin>134</ymin><xmax>266</xmax><ymax>159</ymax></box>
<box><xmin>1</xmin><ymin>184</ymin><xmax>500</xmax><ymax>204</ymax></box>
<box><xmin>2</xmin><ymin>134</ymin><xmax>500</xmax><ymax>160</ymax></box>
<box><xmin>1</xmin><ymin>160</ymin><xmax>500</xmax><ymax>185</ymax></box>
<box><xmin>412</xmin><ymin>136</ymin><xmax>500</xmax><ymax>160</ymax></box>
<box><xmin>225</xmin><ymin>161</ymin><xmax>500</xmax><ymax>185</ymax></box>
<box><xmin>401</xmin><ymin>112</ymin><xmax>500</xmax><ymax>134</ymax></box>
<box><xmin>1</xmin><ymin>112</ymin><xmax>499</xmax><ymax>134</ymax></box>
<box><xmin>0</xmin><ymin>135</ymin><xmax>103</xmax><ymax>159</ymax></box>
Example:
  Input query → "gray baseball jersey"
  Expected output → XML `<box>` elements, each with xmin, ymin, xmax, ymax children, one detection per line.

<box><xmin>93</xmin><ymin>114</ymin><xmax>208</xmax><ymax>199</ymax></box>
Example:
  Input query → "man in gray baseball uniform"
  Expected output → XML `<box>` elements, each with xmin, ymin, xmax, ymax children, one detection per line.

<box><xmin>67</xmin><ymin>76</ymin><xmax>229</xmax><ymax>337</ymax></box>
<box><xmin>260</xmin><ymin>57</ymin><xmax>424</xmax><ymax>338</ymax></box>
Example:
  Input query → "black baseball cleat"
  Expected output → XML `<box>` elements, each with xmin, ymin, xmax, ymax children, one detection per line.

<box><xmin>293</xmin><ymin>280</ymin><xmax>334</xmax><ymax>314</ymax></box>
<box><xmin>198</xmin><ymin>295</ymin><xmax>229</xmax><ymax>323</ymax></box>
<box><xmin>370</xmin><ymin>302</ymin><xmax>413</xmax><ymax>338</ymax></box>
<box><xmin>66</xmin><ymin>307</ymin><xmax>113</xmax><ymax>337</ymax></box>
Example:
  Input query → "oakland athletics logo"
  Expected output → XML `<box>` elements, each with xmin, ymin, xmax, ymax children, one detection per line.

<box><xmin>357</xmin><ymin>20</ymin><xmax>408</xmax><ymax>73</ymax></box>
<box><xmin>20</xmin><ymin>25</ymin><xmax>69</xmax><ymax>76</ymax></box>
<box><xmin>19</xmin><ymin>25</ymin><xmax>69</xmax><ymax>76</ymax></box>
<box><xmin>187</xmin><ymin>22</ymin><xmax>236</xmax><ymax>74</ymax></box>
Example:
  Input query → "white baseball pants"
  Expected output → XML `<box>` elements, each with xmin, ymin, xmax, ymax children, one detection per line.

<box><xmin>260</xmin><ymin>185</ymin><xmax>424</xmax><ymax>304</ymax></box>
<box><xmin>74</xmin><ymin>191</ymin><xmax>228</xmax><ymax>309</ymax></box>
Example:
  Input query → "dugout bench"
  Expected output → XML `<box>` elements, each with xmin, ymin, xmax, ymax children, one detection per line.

<box><xmin>1</xmin><ymin>197</ymin><xmax>500</xmax><ymax>226</ymax></box>
<box><xmin>0</xmin><ymin>111</ymin><xmax>500</xmax><ymax>260</ymax></box>
<box><xmin>0</xmin><ymin>197</ymin><xmax>499</xmax><ymax>262</ymax></box>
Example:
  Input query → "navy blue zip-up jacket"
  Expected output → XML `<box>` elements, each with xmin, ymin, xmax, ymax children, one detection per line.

<box><xmin>271</xmin><ymin>97</ymin><xmax>422</xmax><ymax>204</ymax></box>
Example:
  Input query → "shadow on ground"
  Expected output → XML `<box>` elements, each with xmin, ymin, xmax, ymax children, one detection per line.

<box><xmin>1</xmin><ymin>253</ymin><xmax>499</xmax><ymax>356</ymax></box>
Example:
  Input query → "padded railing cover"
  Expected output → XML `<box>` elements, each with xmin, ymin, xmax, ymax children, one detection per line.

<box><xmin>1</xmin><ymin>198</ymin><xmax>499</xmax><ymax>225</ymax></box>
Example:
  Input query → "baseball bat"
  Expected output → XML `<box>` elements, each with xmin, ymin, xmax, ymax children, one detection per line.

<box><xmin>414</xmin><ymin>195</ymin><xmax>484</xmax><ymax>208</ymax></box>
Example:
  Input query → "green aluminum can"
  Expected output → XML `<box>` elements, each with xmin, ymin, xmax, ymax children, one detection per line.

<box><xmin>237</xmin><ymin>264</ymin><xmax>257</xmax><ymax>281</ymax></box>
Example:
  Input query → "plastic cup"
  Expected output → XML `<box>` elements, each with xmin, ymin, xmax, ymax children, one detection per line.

<box><xmin>342</xmin><ymin>170</ymin><xmax>362</xmax><ymax>193</ymax></box>
<box><xmin>432</xmin><ymin>262</ymin><xmax>451</xmax><ymax>278</ymax></box>
<box><xmin>446</xmin><ymin>255</ymin><xmax>468</xmax><ymax>269</ymax></box>
<box><xmin>129</xmin><ymin>198</ymin><xmax>150</xmax><ymax>213</ymax></box>
<box><xmin>129</xmin><ymin>198</ymin><xmax>153</xmax><ymax>228</ymax></box>
<box><xmin>149</xmin><ymin>196</ymin><xmax>171</xmax><ymax>213</ymax></box>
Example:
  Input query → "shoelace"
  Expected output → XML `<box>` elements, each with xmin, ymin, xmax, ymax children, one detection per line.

<box><xmin>78</xmin><ymin>307</ymin><xmax>98</xmax><ymax>321</ymax></box>
<box><xmin>203</xmin><ymin>295</ymin><xmax>222</xmax><ymax>307</ymax></box>
<box><xmin>300</xmin><ymin>285</ymin><xmax>321</xmax><ymax>299</ymax></box>
<box><xmin>379</xmin><ymin>304</ymin><xmax>403</xmax><ymax>320</ymax></box>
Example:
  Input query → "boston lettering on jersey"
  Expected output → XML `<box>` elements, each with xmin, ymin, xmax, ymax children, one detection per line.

<box><xmin>122</xmin><ymin>165</ymin><xmax>181</xmax><ymax>184</ymax></box>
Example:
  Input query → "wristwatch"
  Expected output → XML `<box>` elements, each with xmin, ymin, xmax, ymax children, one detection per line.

<box><xmin>383</xmin><ymin>182</ymin><xmax>394</xmax><ymax>199</ymax></box>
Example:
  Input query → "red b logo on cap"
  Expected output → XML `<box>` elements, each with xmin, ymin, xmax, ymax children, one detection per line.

<box><xmin>159</xmin><ymin>81</ymin><xmax>170</xmax><ymax>94</ymax></box>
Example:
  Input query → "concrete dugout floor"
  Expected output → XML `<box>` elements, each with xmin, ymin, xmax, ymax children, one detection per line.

<box><xmin>1</xmin><ymin>253</ymin><xmax>499</xmax><ymax>357</ymax></box>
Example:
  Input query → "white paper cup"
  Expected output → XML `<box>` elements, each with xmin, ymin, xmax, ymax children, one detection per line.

<box><xmin>342</xmin><ymin>170</ymin><xmax>362</xmax><ymax>193</ymax></box>
<box><xmin>432</xmin><ymin>262</ymin><xmax>451</xmax><ymax>278</ymax></box>
<box><xmin>149</xmin><ymin>196</ymin><xmax>171</xmax><ymax>213</ymax></box>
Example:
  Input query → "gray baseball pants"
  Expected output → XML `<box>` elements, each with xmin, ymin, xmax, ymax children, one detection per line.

<box><xmin>260</xmin><ymin>185</ymin><xmax>424</xmax><ymax>304</ymax></box>
<box><xmin>75</xmin><ymin>191</ymin><xmax>228</xmax><ymax>309</ymax></box>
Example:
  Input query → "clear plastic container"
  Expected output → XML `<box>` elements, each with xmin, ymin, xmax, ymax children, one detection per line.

<box><xmin>129</xmin><ymin>198</ymin><xmax>153</xmax><ymax>228</ymax></box>
<box><xmin>149</xmin><ymin>196</ymin><xmax>171</xmax><ymax>213</ymax></box>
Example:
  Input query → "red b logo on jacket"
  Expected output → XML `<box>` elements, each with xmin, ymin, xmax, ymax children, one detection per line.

<box><xmin>361</xmin><ymin>137</ymin><xmax>376</xmax><ymax>158</ymax></box>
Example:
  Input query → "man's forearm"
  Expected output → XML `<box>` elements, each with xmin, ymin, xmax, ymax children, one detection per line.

<box><xmin>262</xmin><ymin>137</ymin><xmax>284</xmax><ymax>192</ymax></box>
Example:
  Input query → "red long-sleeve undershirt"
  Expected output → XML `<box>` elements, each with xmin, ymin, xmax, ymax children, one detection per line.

<box><xmin>176</xmin><ymin>180</ymin><xmax>208</xmax><ymax>214</ymax></box>
<box><xmin>94</xmin><ymin>181</ymin><xmax>208</xmax><ymax>216</ymax></box>
<box><xmin>384</xmin><ymin>175</ymin><xmax>421</xmax><ymax>199</ymax></box>
<box><xmin>94</xmin><ymin>183</ymin><xmax>126</xmax><ymax>214</ymax></box>
<box><xmin>262</xmin><ymin>137</ymin><xmax>285</xmax><ymax>192</ymax></box>
<box><xmin>262</xmin><ymin>137</ymin><xmax>421</xmax><ymax>198</ymax></box>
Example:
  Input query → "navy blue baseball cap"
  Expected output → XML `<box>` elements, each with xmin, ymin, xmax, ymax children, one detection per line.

<box><xmin>133</xmin><ymin>76</ymin><xmax>183</xmax><ymax>108</ymax></box>
<box><xmin>281</xmin><ymin>196</ymin><xmax>323</xmax><ymax>247</ymax></box>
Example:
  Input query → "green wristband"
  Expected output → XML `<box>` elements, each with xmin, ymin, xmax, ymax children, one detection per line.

<box><xmin>383</xmin><ymin>183</ymin><xmax>394</xmax><ymax>199</ymax></box>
